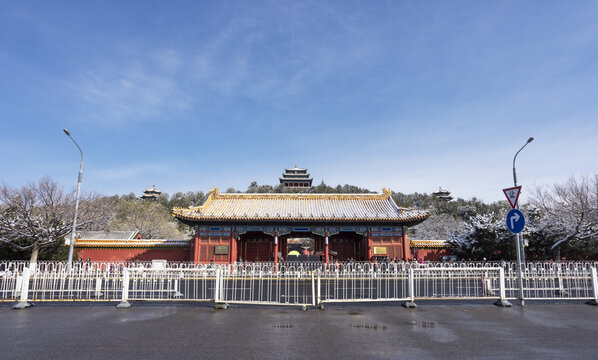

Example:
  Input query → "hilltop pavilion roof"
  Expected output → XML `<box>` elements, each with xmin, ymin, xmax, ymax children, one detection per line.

<box><xmin>173</xmin><ymin>188</ymin><xmax>429</xmax><ymax>225</ymax></box>
<box><xmin>285</xmin><ymin>165</ymin><xmax>307</xmax><ymax>172</ymax></box>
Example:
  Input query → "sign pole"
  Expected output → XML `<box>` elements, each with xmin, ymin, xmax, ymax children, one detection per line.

<box><xmin>514</xmin><ymin>188</ymin><xmax>525</xmax><ymax>307</ymax></box>
<box><xmin>511</xmin><ymin>137</ymin><xmax>533</xmax><ymax>306</ymax></box>
<box><xmin>515</xmin><ymin>223</ymin><xmax>525</xmax><ymax>306</ymax></box>
<box><xmin>503</xmin><ymin>186</ymin><xmax>526</xmax><ymax>306</ymax></box>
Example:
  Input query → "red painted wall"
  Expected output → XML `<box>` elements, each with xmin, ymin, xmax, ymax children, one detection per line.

<box><xmin>194</xmin><ymin>234</ymin><xmax>231</xmax><ymax>263</ymax></box>
<box><xmin>412</xmin><ymin>248</ymin><xmax>452</xmax><ymax>261</ymax></box>
<box><xmin>370</xmin><ymin>235</ymin><xmax>408</xmax><ymax>261</ymax></box>
<box><xmin>75</xmin><ymin>248</ymin><xmax>191</xmax><ymax>262</ymax></box>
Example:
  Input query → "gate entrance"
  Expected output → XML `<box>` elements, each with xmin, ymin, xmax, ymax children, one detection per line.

<box><xmin>238</xmin><ymin>233</ymin><xmax>274</xmax><ymax>262</ymax></box>
<box><xmin>286</xmin><ymin>237</ymin><xmax>317</xmax><ymax>261</ymax></box>
<box><xmin>237</xmin><ymin>231</ymin><xmax>367</xmax><ymax>262</ymax></box>
<box><xmin>329</xmin><ymin>232</ymin><xmax>364</xmax><ymax>261</ymax></box>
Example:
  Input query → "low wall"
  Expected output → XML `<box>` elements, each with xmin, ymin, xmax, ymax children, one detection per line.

<box><xmin>75</xmin><ymin>248</ymin><xmax>191</xmax><ymax>262</ymax></box>
<box><xmin>412</xmin><ymin>247</ymin><xmax>452</xmax><ymax>261</ymax></box>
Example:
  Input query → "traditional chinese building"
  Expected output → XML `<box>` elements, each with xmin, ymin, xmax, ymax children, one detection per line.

<box><xmin>141</xmin><ymin>185</ymin><xmax>162</xmax><ymax>200</ymax></box>
<box><xmin>432</xmin><ymin>187</ymin><xmax>453</xmax><ymax>201</ymax></box>
<box><xmin>279</xmin><ymin>165</ymin><xmax>313</xmax><ymax>187</ymax></box>
<box><xmin>173</xmin><ymin>187</ymin><xmax>429</xmax><ymax>264</ymax></box>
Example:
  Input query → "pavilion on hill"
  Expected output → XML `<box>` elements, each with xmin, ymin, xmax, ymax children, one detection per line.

<box><xmin>279</xmin><ymin>165</ymin><xmax>313</xmax><ymax>188</ymax></box>
<box><xmin>141</xmin><ymin>185</ymin><xmax>162</xmax><ymax>200</ymax></box>
<box><xmin>432</xmin><ymin>187</ymin><xmax>454</xmax><ymax>201</ymax></box>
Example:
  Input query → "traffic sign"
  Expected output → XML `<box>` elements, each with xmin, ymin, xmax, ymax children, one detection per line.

<box><xmin>506</xmin><ymin>209</ymin><xmax>525</xmax><ymax>233</ymax></box>
<box><xmin>503</xmin><ymin>186</ymin><xmax>522</xmax><ymax>209</ymax></box>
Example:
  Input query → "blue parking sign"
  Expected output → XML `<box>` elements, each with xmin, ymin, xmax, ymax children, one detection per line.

<box><xmin>506</xmin><ymin>209</ymin><xmax>525</xmax><ymax>233</ymax></box>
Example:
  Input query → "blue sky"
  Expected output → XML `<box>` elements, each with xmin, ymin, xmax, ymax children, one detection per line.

<box><xmin>1</xmin><ymin>1</ymin><xmax>597</xmax><ymax>202</ymax></box>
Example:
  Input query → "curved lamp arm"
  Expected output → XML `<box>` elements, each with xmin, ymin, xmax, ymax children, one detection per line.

<box><xmin>513</xmin><ymin>137</ymin><xmax>534</xmax><ymax>187</ymax></box>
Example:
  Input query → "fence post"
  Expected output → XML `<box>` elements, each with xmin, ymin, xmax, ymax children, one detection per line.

<box><xmin>117</xmin><ymin>268</ymin><xmax>131</xmax><ymax>308</ymax></box>
<box><xmin>317</xmin><ymin>270</ymin><xmax>323</xmax><ymax>310</ymax></box>
<box><xmin>586</xmin><ymin>267</ymin><xmax>598</xmax><ymax>306</ymax></box>
<box><xmin>214</xmin><ymin>269</ymin><xmax>220</xmax><ymax>303</ymax></box>
<box><xmin>172</xmin><ymin>279</ymin><xmax>183</xmax><ymax>298</ymax></box>
<box><xmin>494</xmin><ymin>267</ymin><xmax>512</xmax><ymax>307</ymax></box>
<box><xmin>13</xmin><ymin>264</ymin><xmax>33</xmax><ymax>309</ymax></box>
<box><xmin>220</xmin><ymin>270</ymin><xmax>225</xmax><ymax>303</ymax></box>
<box><xmin>311</xmin><ymin>271</ymin><xmax>316</xmax><ymax>307</ymax></box>
<box><xmin>403</xmin><ymin>268</ymin><xmax>417</xmax><ymax>308</ymax></box>
<box><xmin>555</xmin><ymin>266</ymin><xmax>569</xmax><ymax>296</ymax></box>
<box><xmin>94</xmin><ymin>274</ymin><xmax>104</xmax><ymax>298</ymax></box>
<box><xmin>94</xmin><ymin>276</ymin><xmax>103</xmax><ymax>298</ymax></box>
<box><xmin>15</xmin><ymin>274</ymin><xmax>22</xmax><ymax>298</ymax></box>
<box><xmin>214</xmin><ymin>269</ymin><xmax>228</xmax><ymax>309</ymax></box>
<box><xmin>482</xmin><ymin>271</ymin><xmax>493</xmax><ymax>296</ymax></box>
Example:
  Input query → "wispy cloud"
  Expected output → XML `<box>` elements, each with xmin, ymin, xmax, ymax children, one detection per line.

<box><xmin>90</xmin><ymin>163</ymin><xmax>171</xmax><ymax>181</ymax></box>
<box><xmin>186</xmin><ymin>3</ymin><xmax>382</xmax><ymax>102</ymax></box>
<box><xmin>63</xmin><ymin>3</ymin><xmax>386</xmax><ymax>127</ymax></box>
<box><xmin>71</xmin><ymin>51</ymin><xmax>192</xmax><ymax>126</ymax></box>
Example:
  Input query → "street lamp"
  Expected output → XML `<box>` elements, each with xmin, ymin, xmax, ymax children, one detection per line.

<box><xmin>64</xmin><ymin>129</ymin><xmax>83</xmax><ymax>272</ymax></box>
<box><xmin>512</xmin><ymin>136</ymin><xmax>533</xmax><ymax>306</ymax></box>
<box><xmin>513</xmin><ymin>137</ymin><xmax>534</xmax><ymax>188</ymax></box>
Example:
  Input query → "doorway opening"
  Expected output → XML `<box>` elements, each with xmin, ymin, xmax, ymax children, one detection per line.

<box><xmin>286</xmin><ymin>237</ymin><xmax>316</xmax><ymax>261</ymax></box>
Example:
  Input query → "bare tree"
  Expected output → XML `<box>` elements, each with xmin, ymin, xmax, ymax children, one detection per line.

<box><xmin>0</xmin><ymin>177</ymin><xmax>114</xmax><ymax>262</ymax></box>
<box><xmin>410</xmin><ymin>213</ymin><xmax>464</xmax><ymax>240</ymax></box>
<box><xmin>110</xmin><ymin>200</ymin><xmax>187</xmax><ymax>239</ymax></box>
<box><xmin>531</xmin><ymin>175</ymin><xmax>598</xmax><ymax>259</ymax></box>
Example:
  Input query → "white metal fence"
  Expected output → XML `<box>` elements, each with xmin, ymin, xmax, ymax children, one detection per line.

<box><xmin>2</xmin><ymin>260</ymin><xmax>597</xmax><ymax>308</ymax></box>
<box><xmin>504</xmin><ymin>266</ymin><xmax>596</xmax><ymax>300</ymax></box>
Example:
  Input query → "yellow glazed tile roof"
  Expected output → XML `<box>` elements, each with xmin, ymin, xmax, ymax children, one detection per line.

<box><xmin>74</xmin><ymin>238</ymin><xmax>191</xmax><ymax>248</ymax></box>
<box><xmin>173</xmin><ymin>187</ymin><xmax>429</xmax><ymax>224</ymax></box>
<box><xmin>410</xmin><ymin>240</ymin><xmax>449</xmax><ymax>248</ymax></box>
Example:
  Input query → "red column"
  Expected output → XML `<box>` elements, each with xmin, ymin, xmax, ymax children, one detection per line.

<box><xmin>274</xmin><ymin>231</ymin><xmax>279</xmax><ymax>273</ymax></box>
<box><xmin>193</xmin><ymin>231</ymin><xmax>200</xmax><ymax>264</ymax></box>
<box><xmin>230</xmin><ymin>231</ymin><xmax>238</xmax><ymax>263</ymax></box>
<box><xmin>325</xmin><ymin>231</ymin><xmax>329</xmax><ymax>267</ymax></box>
<box><xmin>401</xmin><ymin>227</ymin><xmax>410</xmax><ymax>261</ymax></box>
<box><xmin>367</xmin><ymin>231</ymin><xmax>373</xmax><ymax>261</ymax></box>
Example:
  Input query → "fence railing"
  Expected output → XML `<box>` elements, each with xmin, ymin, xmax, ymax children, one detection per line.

<box><xmin>2</xmin><ymin>261</ymin><xmax>598</xmax><ymax>308</ymax></box>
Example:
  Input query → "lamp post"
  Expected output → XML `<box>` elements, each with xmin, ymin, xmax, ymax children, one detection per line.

<box><xmin>513</xmin><ymin>137</ymin><xmax>533</xmax><ymax>305</ymax></box>
<box><xmin>64</xmin><ymin>129</ymin><xmax>83</xmax><ymax>272</ymax></box>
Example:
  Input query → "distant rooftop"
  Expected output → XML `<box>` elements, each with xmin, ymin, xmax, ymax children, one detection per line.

<box><xmin>285</xmin><ymin>165</ymin><xmax>307</xmax><ymax>171</ymax></box>
<box><xmin>432</xmin><ymin>187</ymin><xmax>453</xmax><ymax>201</ymax></box>
<box><xmin>281</xmin><ymin>165</ymin><xmax>313</xmax><ymax>187</ymax></box>
<box><xmin>141</xmin><ymin>185</ymin><xmax>162</xmax><ymax>199</ymax></box>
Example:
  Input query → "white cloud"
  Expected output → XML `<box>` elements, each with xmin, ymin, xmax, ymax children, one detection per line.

<box><xmin>89</xmin><ymin>163</ymin><xmax>170</xmax><ymax>181</ymax></box>
<box><xmin>183</xmin><ymin>4</ymin><xmax>383</xmax><ymax>103</ymax></box>
<box><xmin>72</xmin><ymin>52</ymin><xmax>192</xmax><ymax>126</ymax></box>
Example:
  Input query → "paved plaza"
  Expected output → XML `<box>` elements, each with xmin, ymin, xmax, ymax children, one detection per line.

<box><xmin>1</xmin><ymin>302</ymin><xmax>597</xmax><ymax>359</ymax></box>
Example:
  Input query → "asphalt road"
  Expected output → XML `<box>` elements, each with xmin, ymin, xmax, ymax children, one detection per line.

<box><xmin>1</xmin><ymin>302</ymin><xmax>597</xmax><ymax>360</ymax></box>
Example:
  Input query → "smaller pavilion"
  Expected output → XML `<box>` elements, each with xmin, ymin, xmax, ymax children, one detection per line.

<box><xmin>432</xmin><ymin>187</ymin><xmax>453</xmax><ymax>201</ymax></box>
<box><xmin>141</xmin><ymin>185</ymin><xmax>162</xmax><ymax>200</ymax></box>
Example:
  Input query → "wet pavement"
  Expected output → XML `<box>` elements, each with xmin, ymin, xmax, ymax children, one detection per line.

<box><xmin>1</xmin><ymin>302</ymin><xmax>597</xmax><ymax>359</ymax></box>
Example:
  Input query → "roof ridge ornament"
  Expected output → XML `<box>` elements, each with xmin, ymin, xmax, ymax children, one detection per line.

<box><xmin>382</xmin><ymin>188</ymin><xmax>392</xmax><ymax>197</ymax></box>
